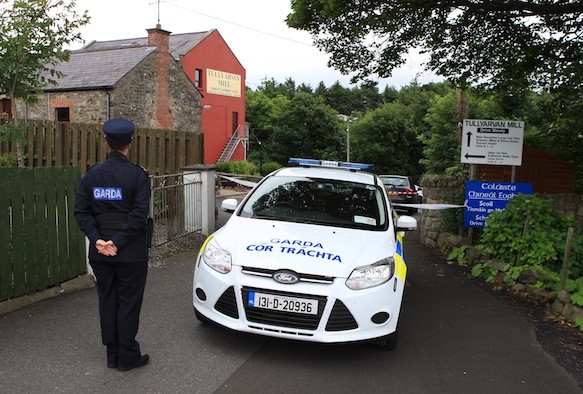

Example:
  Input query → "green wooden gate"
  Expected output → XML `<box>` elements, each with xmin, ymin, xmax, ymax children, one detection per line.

<box><xmin>0</xmin><ymin>166</ymin><xmax>86</xmax><ymax>301</ymax></box>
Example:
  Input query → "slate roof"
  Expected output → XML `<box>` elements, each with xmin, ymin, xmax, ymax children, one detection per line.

<box><xmin>44</xmin><ymin>29</ymin><xmax>213</xmax><ymax>92</ymax></box>
<box><xmin>78</xmin><ymin>30</ymin><xmax>213</xmax><ymax>61</ymax></box>
<box><xmin>45</xmin><ymin>46</ymin><xmax>156</xmax><ymax>92</ymax></box>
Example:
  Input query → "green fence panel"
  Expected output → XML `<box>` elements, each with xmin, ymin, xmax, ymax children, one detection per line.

<box><xmin>0</xmin><ymin>166</ymin><xmax>86</xmax><ymax>302</ymax></box>
<box><xmin>55</xmin><ymin>169</ymin><xmax>69</xmax><ymax>282</ymax></box>
<box><xmin>0</xmin><ymin>168</ymin><xmax>13</xmax><ymax>300</ymax></box>
<box><xmin>64</xmin><ymin>167</ymin><xmax>86</xmax><ymax>275</ymax></box>
<box><xmin>10</xmin><ymin>169</ymin><xmax>26</xmax><ymax>297</ymax></box>
<box><xmin>45</xmin><ymin>169</ymin><xmax>59</xmax><ymax>285</ymax></box>
<box><xmin>34</xmin><ymin>167</ymin><xmax>50</xmax><ymax>290</ymax></box>
<box><xmin>21</xmin><ymin>168</ymin><xmax>39</xmax><ymax>294</ymax></box>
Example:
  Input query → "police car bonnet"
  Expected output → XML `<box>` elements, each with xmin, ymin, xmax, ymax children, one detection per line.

<box><xmin>103</xmin><ymin>118</ymin><xmax>135</xmax><ymax>146</ymax></box>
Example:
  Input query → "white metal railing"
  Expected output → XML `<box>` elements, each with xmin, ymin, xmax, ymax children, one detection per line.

<box><xmin>150</xmin><ymin>172</ymin><xmax>202</xmax><ymax>246</ymax></box>
<box><xmin>216</xmin><ymin>123</ymin><xmax>249</xmax><ymax>163</ymax></box>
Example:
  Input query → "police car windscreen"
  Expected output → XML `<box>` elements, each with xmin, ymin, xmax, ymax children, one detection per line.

<box><xmin>239</xmin><ymin>176</ymin><xmax>387</xmax><ymax>230</ymax></box>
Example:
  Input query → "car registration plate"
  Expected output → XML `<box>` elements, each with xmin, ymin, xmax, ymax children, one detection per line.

<box><xmin>247</xmin><ymin>291</ymin><xmax>318</xmax><ymax>315</ymax></box>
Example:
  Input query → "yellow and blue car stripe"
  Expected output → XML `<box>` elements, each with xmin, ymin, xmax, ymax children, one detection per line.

<box><xmin>394</xmin><ymin>233</ymin><xmax>407</xmax><ymax>281</ymax></box>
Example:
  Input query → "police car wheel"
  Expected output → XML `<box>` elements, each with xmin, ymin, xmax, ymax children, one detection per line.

<box><xmin>374</xmin><ymin>330</ymin><xmax>398</xmax><ymax>350</ymax></box>
<box><xmin>194</xmin><ymin>306</ymin><xmax>212</xmax><ymax>324</ymax></box>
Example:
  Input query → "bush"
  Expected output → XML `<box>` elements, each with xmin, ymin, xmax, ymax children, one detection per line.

<box><xmin>442</xmin><ymin>188</ymin><xmax>467</xmax><ymax>236</ymax></box>
<box><xmin>477</xmin><ymin>194</ymin><xmax>583</xmax><ymax>289</ymax></box>
<box><xmin>259</xmin><ymin>161</ymin><xmax>282</xmax><ymax>176</ymax></box>
<box><xmin>0</xmin><ymin>153</ymin><xmax>16</xmax><ymax>167</ymax></box>
<box><xmin>215</xmin><ymin>161</ymin><xmax>257</xmax><ymax>175</ymax></box>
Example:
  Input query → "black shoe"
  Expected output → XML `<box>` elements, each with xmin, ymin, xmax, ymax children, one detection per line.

<box><xmin>117</xmin><ymin>354</ymin><xmax>149</xmax><ymax>372</ymax></box>
<box><xmin>107</xmin><ymin>348</ymin><xmax>118</xmax><ymax>369</ymax></box>
<box><xmin>107</xmin><ymin>355</ymin><xmax>117</xmax><ymax>369</ymax></box>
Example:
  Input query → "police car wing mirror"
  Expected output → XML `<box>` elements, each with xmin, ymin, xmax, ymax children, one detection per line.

<box><xmin>221</xmin><ymin>198</ymin><xmax>239</xmax><ymax>214</ymax></box>
<box><xmin>396</xmin><ymin>216</ymin><xmax>417</xmax><ymax>232</ymax></box>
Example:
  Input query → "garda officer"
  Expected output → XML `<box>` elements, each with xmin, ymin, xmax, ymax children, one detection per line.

<box><xmin>74</xmin><ymin>118</ymin><xmax>151</xmax><ymax>372</ymax></box>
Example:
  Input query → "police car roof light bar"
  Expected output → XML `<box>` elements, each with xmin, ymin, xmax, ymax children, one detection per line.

<box><xmin>289</xmin><ymin>158</ymin><xmax>374</xmax><ymax>171</ymax></box>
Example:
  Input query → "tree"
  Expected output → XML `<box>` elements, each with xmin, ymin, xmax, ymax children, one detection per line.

<box><xmin>0</xmin><ymin>0</ymin><xmax>89</xmax><ymax>165</ymax></box>
<box><xmin>421</xmin><ymin>88</ymin><xmax>506</xmax><ymax>175</ymax></box>
<box><xmin>266</xmin><ymin>93</ymin><xmax>344</xmax><ymax>164</ymax></box>
<box><xmin>257</xmin><ymin>77</ymin><xmax>279</xmax><ymax>98</ymax></box>
<box><xmin>323</xmin><ymin>81</ymin><xmax>353</xmax><ymax>115</ymax></box>
<box><xmin>286</xmin><ymin>1</ymin><xmax>582</xmax><ymax>94</ymax></box>
<box><xmin>258</xmin><ymin>77</ymin><xmax>298</xmax><ymax>99</ymax></box>
<box><xmin>382</xmin><ymin>86</ymin><xmax>399</xmax><ymax>103</ymax></box>
<box><xmin>526</xmin><ymin>92</ymin><xmax>583</xmax><ymax>192</ymax></box>
<box><xmin>314</xmin><ymin>81</ymin><xmax>327</xmax><ymax>97</ymax></box>
<box><xmin>297</xmin><ymin>82</ymin><xmax>313</xmax><ymax>94</ymax></box>
<box><xmin>350</xmin><ymin>102</ymin><xmax>423</xmax><ymax>177</ymax></box>
<box><xmin>357</xmin><ymin>81</ymin><xmax>382</xmax><ymax>111</ymax></box>
<box><xmin>246</xmin><ymin>89</ymin><xmax>283</xmax><ymax>165</ymax></box>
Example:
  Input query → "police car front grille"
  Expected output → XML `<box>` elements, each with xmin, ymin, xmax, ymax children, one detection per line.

<box><xmin>325</xmin><ymin>300</ymin><xmax>358</xmax><ymax>331</ymax></box>
<box><xmin>214</xmin><ymin>287</ymin><xmax>239</xmax><ymax>318</ymax></box>
<box><xmin>241</xmin><ymin>287</ymin><xmax>327</xmax><ymax>330</ymax></box>
<box><xmin>241</xmin><ymin>267</ymin><xmax>334</xmax><ymax>284</ymax></box>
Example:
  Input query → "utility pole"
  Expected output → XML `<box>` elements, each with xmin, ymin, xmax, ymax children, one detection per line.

<box><xmin>338</xmin><ymin>114</ymin><xmax>351</xmax><ymax>162</ymax></box>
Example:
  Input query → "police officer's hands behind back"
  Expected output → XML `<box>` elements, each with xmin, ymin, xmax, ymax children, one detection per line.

<box><xmin>96</xmin><ymin>239</ymin><xmax>118</xmax><ymax>256</ymax></box>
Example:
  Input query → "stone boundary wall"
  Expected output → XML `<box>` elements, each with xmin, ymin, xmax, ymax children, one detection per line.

<box><xmin>419</xmin><ymin>176</ymin><xmax>466</xmax><ymax>247</ymax></box>
<box><xmin>544</xmin><ymin>193</ymin><xmax>583</xmax><ymax>229</ymax></box>
<box><xmin>419</xmin><ymin>177</ymin><xmax>582</xmax><ymax>246</ymax></box>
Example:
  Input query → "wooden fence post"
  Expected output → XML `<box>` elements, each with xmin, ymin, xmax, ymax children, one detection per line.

<box><xmin>560</xmin><ymin>227</ymin><xmax>575</xmax><ymax>290</ymax></box>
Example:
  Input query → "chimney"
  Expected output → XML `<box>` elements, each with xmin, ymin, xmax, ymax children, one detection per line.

<box><xmin>147</xmin><ymin>24</ymin><xmax>171</xmax><ymax>53</ymax></box>
<box><xmin>146</xmin><ymin>24</ymin><xmax>173</xmax><ymax>130</ymax></box>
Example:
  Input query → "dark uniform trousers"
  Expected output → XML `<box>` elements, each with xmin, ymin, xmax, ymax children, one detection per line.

<box><xmin>91</xmin><ymin>259</ymin><xmax>148</xmax><ymax>366</ymax></box>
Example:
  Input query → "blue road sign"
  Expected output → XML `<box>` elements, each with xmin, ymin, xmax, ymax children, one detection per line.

<box><xmin>464</xmin><ymin>181</ymin><xmax>533</xmax><ymax>228</ymax></box>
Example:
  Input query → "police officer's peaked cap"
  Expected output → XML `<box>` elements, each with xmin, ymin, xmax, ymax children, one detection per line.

<box><xmin>103</xmin><ymin>118</ymin><xmax>135</xmax><ymax>146</ymax></box>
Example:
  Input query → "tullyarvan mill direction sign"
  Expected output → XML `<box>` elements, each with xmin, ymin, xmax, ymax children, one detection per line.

<box><xmin>460</xmin><ymin>119</ymin><xmax>524</xmax><ymax>166</ymax></box>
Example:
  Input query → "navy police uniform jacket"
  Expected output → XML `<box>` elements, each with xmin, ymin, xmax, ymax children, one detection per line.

<box><xmin>74</xmin><ymin>151</ymin><xmax>151</xmax><ymax>262</ymax></box>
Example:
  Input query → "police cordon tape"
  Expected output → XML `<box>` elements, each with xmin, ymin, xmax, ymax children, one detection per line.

<box><xmin>218</xmin><ymin>175</ymin><xmax>466</xmax><ymax>210</ymax></box>
<box><xmin>392</xmin><ymin>203</ymin><xmax>466</xmax><ymax>210</ymax></box>
<box><xmin>219</xmin><ymin>175</ymin><xmax>260</xmax><ymax>188</ymax></box>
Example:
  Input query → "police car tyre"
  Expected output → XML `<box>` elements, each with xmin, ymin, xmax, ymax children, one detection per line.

<box><xmin>194</xmin><ymin>306</ymin><xmax>212</xmax><ymax>324</ymax></box>
<box><xmin>374</xmin><ymin>330</ymin><xmax>398</xmax><ymax>350</ymax></box>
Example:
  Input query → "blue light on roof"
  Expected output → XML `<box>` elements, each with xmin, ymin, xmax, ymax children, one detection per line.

<box><xmin>289</xmin><ymin>158</ymin><xmax>374</xmax><ymax>171</ymax></box>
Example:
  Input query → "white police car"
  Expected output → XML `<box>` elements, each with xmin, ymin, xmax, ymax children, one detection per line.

<box><xmin>193</xmin><ymin>158</ymin><xmax>417</xmax><ymax>349</ymax></box>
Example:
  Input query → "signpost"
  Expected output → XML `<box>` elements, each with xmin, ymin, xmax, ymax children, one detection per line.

<box><xmin>464</xmin><ymin>181</ymin><xmax>533</xmax><ymax>228</ymax></box>
<box><xmin>461</xmin><ymin>119</ymin><xmax>524</xmax><ymax>166</ymax></box>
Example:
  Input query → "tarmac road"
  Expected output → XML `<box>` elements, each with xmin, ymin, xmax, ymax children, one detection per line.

<box><xmin>0</xmin><ymin>192</ymin><xmax>581</xmax><ymax>393</ymax></box>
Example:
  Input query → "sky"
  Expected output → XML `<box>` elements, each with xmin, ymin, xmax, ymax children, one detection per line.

<box><xmin>71</xmin><ymin>0</ymin><xmax>442</xmax><ymax>91</ymax></box>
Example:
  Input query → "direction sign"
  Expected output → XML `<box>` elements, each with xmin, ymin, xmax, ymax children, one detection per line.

<box><xmin>460</xmin><ymin>119</ymin><xmax>524</xmax><ymax>165</ymax></box>
<box><xmin>464</xmin><ymin>181</ymin><xmax>533</xmax><ymax>228</ymax></box>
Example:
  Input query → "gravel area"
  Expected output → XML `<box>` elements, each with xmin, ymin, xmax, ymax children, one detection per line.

<box><xmin>148</xmin><ymin>232</ymin><xmax>206</xmax><ymax>268</ymax></box>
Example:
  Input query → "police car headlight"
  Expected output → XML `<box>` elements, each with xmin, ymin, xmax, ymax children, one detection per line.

<box><xmin>202</xmin><ymin>239</ymin><xmax>232</xmax><ymax>274</ymax></box>
<box><xmin>345</xmin><ymin>258</ymin><xmax>395</xmax><ymax>290</ymax></box>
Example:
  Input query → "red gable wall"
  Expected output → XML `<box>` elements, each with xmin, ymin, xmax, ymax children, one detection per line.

<box><xmin>180</xmin><ymin>30</ymin><xmax>246</xmax><ymax>164</ymax></box>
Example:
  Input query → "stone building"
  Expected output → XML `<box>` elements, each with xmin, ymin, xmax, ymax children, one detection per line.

<box><xmin>78</xmin><ymin>27</ymin><xmax>248</xmax><ymax>164</ymax></box>
<box><xmin>16</xmin><ymin>25</ymin><xmax>202</xmax><ymax>133</ymax></box>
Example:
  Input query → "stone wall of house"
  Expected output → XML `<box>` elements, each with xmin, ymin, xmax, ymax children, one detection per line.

<box><xmin>112</xmin><ymin>52</ymin><xmax>202</xmax><ymax>133</ymax></box>
<box><xmin>16</xmin><ymin>90</ymin><xmax>108</xmax><ymax>124</ymax></box>
<box><xmin>419</xmin><ymin>177</ymin><xmax>583</xmax><ymax>246</ymax></box>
